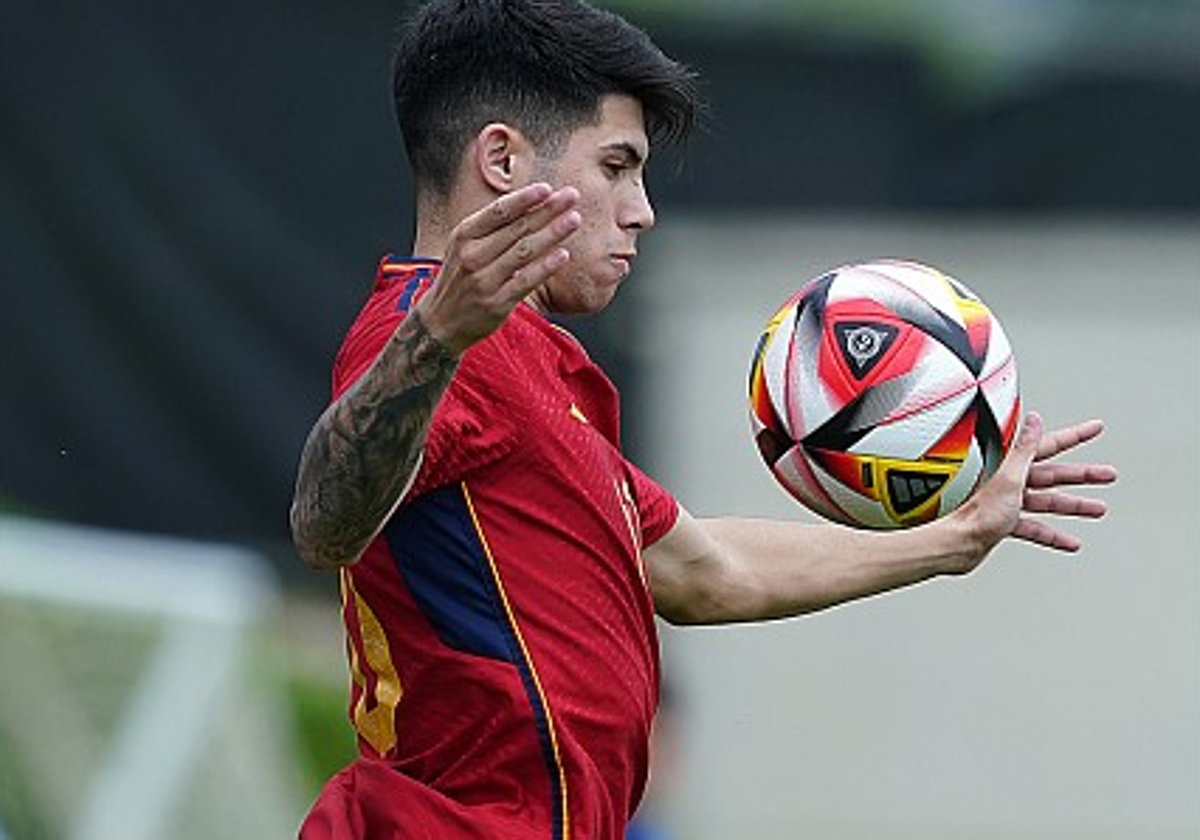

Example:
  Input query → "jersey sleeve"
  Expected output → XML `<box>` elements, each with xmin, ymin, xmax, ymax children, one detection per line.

<box><xmin>408</xmin><ymin>341</ymin><xmax>523</xmax><ymax>495</ymax></box>
<box><xmin>329</xmin><ymin>267</ymin><xmax>521</xmax><ymax>499</ymax></box>
<box><xmin>626</xmin><ymin>460</ymin><xmax>680</xmax><ymax>548</ymax></box>
<box><xmin>331</xmin><ymin>275</ymin><xmax>416</xmax><ymax>401</ymax></box>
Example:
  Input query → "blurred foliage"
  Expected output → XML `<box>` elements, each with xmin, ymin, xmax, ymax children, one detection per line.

<box><xmin>0</xmin><ymin>497</ymin><xmax>39</xmax><ymax>517</ymax></box>
<box><xmin>284</xmin><ymin>671</ymin><xmax>357</xmax><ymax>792</ymax></box>
<box><xmin>0</xmin><ymin>735</ymin><xmax>47</xmax><ymax>840</ymax></box>
<box><xmin>607</xmin><ymin>0</ymin><xmax>1200</xmax><ymax>99</ymax></box>
<box><xmin>265</xmin><ymin>596</ymin><xmax>358</xmax><ymax>796</ymax></box>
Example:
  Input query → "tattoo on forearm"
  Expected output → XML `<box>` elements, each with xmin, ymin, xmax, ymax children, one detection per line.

<box><xmin>292</xmin><ymin>311</ymin><xmax>458</xmax><ymax>567</ymax></box>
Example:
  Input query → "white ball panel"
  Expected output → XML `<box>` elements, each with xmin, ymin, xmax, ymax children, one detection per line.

<box><xmin>825</xmin><ymin>263</ymin><xmax>913</xmax><ymax>307</ymax></box>
<box><xmin>856</xmin><ymin>260</ymin><xmax>970</xmax><ymax>328</ymax></box>
<box><xmin>790</xmin><ymin>300</ymin><xmax>839</xmax><ymax>438</ymax></box>
<box><xmin>807</xmin><ymin>455</ymin><xmax>894</xmax><ymax>529</ymax></box>
<box><xmin>774</xmin><ymin>447</ymin><xmax>839</xmax><ymax>520</ymax></box>
<box><xmin>980</xmin><ymin>316</ymin><xmax>1015</xmax><ymax>380</ymax></box>
<box><xmin>980</xmin><ymin>354</ymin><xmax>1020</xmax><ymax>425</ymax></box>
<box><xmin>850</xmin><ymin>341</ymin><xmax>977</xmax><ymax>433</ymax></box>
<box><xmin>763</xmin><ymin>306</ymin><xmax>798</xmax><ymax>437</ymax></box>
<box><xmin>851</xmin><ymin>387</ymin><xmax>977</xmax><ymax>460</ymax></box>
<box><xmin>939</xmin><ymin>438</ymin><xmax>985</xmax><ymax>514</ymax></box>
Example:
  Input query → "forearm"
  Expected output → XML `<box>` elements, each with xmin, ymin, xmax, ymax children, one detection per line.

<box><xmin>649</xmin><ymin>510</ymin><xmax>981</xmax><ymax>625</ymax></box>
<box><xmin>290</xmin><ymin>310</ymin><xmax>458</xmax><ymax>569</ymax></box>
<box><xmin>704</xmin><ymin>516</ymin><xmax>977</xmax><ymax>621</ymax></box>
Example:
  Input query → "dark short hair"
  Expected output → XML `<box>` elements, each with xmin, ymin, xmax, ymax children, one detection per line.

<box><xmin>393</xmin><ymin>0</ymin><xmax>700</xmax><ymax>198</ymax></box>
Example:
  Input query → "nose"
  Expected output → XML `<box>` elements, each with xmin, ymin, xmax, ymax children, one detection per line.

<box><xmin>621</xmin><ymin>180</ymin><xmax>656</xmax><ymax>232</ymax></box>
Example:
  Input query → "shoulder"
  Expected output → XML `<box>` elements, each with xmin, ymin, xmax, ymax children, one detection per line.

<box><xmin>455</xmin><ymin>304</ymin><xmax>554</xmax><ymax>381</ymax></box>
<box><xmin>332</xmin><ymin>258</ymin><xmax>441</xmax><ymax>399</ymax></box>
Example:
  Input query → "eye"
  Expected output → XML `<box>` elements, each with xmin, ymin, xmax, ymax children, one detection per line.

<box><xmin>603</xmin><ymin>160</ymin><xmax>628</xmax><ymax>178</ymax></box>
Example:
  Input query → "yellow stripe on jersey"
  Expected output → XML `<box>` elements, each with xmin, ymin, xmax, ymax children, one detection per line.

<box><xmin>460</xmin><ymin>481</ymin><xmax>571</xmax><ymax>840</ymax></box>
<box><xmin>342</xmin><ymin>568</ymin><xmax>403</xmax><ymax>757</ymax></box>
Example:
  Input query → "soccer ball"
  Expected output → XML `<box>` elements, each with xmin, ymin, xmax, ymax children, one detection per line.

<box><xmin>748</xmin><ymin>258</ymin><xmax>1021</xmax><ymax>529</ymax></box>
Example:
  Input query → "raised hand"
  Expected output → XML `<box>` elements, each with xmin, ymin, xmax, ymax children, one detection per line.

<box><xmin>416</xmin><ymin>182</ymin><xmax>581</xmax><ymax>355</ymax></box>
<box><xmin>291</xmin><ymin>182</ymin><xmax>582</xmax><ymax>569</ymax></box>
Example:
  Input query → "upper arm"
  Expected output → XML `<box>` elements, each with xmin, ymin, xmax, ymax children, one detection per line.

<box><xmin>291</xmin><ymin>301</ymin><xmax>458</xmax><ymax>570</ymax></box>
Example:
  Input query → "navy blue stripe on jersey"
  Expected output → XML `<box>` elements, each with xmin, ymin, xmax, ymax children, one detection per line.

<box><xmin>383</xmin><ymin>485</ymin><xmax>567</xmax><ymax>838</ymax></box>
<box><xmin>384</xmin><ymin>485</ymin><xmax>517</xmax><ymax>662</ymax></box>
<box><xmin>396</xmin><ymin>276</ymin><xmax>422</xmax><ymax>316</ymax></box>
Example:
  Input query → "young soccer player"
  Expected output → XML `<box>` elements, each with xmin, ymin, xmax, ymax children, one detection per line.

<box><xmin>290</xmin><ymin>1</ymin><xmax>1116</xmax><ymax>837</ymax></box>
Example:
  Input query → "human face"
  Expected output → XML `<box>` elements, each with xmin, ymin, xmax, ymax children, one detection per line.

<box><xmin>525</xmin><ymin>94</ymin><xmax>656</xmax><ymax>315</ymax></box>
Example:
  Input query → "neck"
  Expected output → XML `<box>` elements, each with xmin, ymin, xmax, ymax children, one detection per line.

<box><xmin>411</xmin><ymin>192</ymin><xmax>454</xmax><ymax>259</ymax></box>
<box><xmin>410</xmin><ymin>179</ymin><xmax>503</xmax><ymax>259</ymax></box>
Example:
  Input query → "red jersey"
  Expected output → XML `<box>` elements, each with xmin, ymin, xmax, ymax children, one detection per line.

<box><xmin>301</xmin><ymin>258</ymin><xmax>679</xmax><ymax>840</ymax></box>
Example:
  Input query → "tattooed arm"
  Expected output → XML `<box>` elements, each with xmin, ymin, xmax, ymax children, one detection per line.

<box><xmin>290</xmin><ymin>310</ymin><xmax>459</xmax><ymax>570</ymax></box>
<box><xmin>290</xmin><ymin>183</ymin><xmax>582</xmax><ymax>569</ymax></box>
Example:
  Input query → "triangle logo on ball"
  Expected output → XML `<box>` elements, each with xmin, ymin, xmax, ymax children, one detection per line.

<box><xmin>834</xmin><ymin>321</ymin><xmax>899</xmax><ymax>380</ymax></box>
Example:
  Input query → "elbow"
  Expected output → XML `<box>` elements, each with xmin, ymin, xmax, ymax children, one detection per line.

<box><xmin>289</xmin><ymin>500</ymin><xmax>359</xmax><ymax>572</ymax></box>
<box><xmin>653</xmin><ymin>600</ymin><xmax>696</xmax><ymax>626</ymax></box>
<box><xmin>653</xmin><ymin>579</ymin><xmax>745</xmax><ymax>626</ymax></box>
<box><xmin>656</xmin><ymin>605</ymin><xmax>713</xmax><ymax>627</ymax></box>
<box><xmin>649</xmin><ymin>547</ymin><xmax>752</xmax><ymax>626</ymax></box>
<box><xmin>652</xmin><ymin>566</ymin><xmax>779</xmax><ymax>626</ymax></box>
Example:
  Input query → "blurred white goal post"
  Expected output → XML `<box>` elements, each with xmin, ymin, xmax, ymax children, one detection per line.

<box><xmin>0</xmin><ymin>515</ymin><xmax>302</xmax><ymax>839</ymax></box>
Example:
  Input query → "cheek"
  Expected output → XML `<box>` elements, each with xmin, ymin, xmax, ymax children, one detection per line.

<box><xmin>559</xmin><ymin>207</ymin><xmax>601</xmax><ymax>258</ymax></box>
<box><xmin>573</xmin><ymin>193</ymin><xmax>611</xmax><ymax>243</ymax></box>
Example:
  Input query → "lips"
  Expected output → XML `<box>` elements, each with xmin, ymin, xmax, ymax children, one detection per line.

<box><xmin>611</xmin><ymin>253</ymin><xmax>635</xmax><ymax>276</ymax></box>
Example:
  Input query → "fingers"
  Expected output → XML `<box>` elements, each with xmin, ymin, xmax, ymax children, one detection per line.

<box><xmin>454</xmin><ymin>183</ymin><xmax>581</xmax><ymax>278</ymax></box>
<box><xmin>497</xmin><ymin>200</ymin><xmax>582</xmax><ymax>300</ymax></box>
<box><xmin>1021</xmin><ymin>413</ymin><xmax>1118</xmax><ymax>491</ymax></box>
<box><xmin>971</xmin><ymin>411</ymin><xmax>1115</xmax><ymax>556</ymax></box>
<box><xmin>458</xmin><ymin>182</ymin><xmax>554</xmax><ymax>238</ymax></box>
<box><xmin>1010</xmin><ymin>518</ymin><xmax>1084</xmax><ymax>553</ymax></box>
<box><xmin>1023</xmin><ymin>489</ymin><xmax>1108</xmax><ymax>519</ymax></box>
<box><xmin>1027</xmin><ymin>461</ymin><xmax>1119</xmax><ymax>490</ymax></box>
<box><xmin>416</xmin><ymin>183</ymin><xmax>582</xmax><ymax>354</ymax></box>
<box><xmin>1034</xmin><ymin>418</ymin><xmax>1105</xmax><ymax>462</ymax></box>
<box><xmin>1011</xmin><ymin>413</ymin><xmax>1114</xmax><ymax>553</ymax></box>
<box><xmin>1009</xmin><ymin>413</ymin><xmax>1118</xmax><ymax>487</ymax></box>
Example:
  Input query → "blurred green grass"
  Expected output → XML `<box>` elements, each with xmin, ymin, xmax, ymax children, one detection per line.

<box><xmin>284</xmin><ymin>668</ymin><xmax>356</xmax><ymax>792</ymax></box>
<box><xmin>269</xmin><ymin>593</ymin><xmax>357</xmax><ymax>797</ymax></box>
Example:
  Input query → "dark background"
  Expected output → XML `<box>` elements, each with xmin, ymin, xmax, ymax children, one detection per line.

<box><xmin>2</xmin><ymin>0</ymin><xmax>1196</xmax><ymax>576</ymax></box>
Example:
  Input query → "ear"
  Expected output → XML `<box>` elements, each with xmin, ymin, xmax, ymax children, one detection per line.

<box><xmin>474</xmin><ymin>123</ymin><xmax>536</xmax><ymax>193</ymax></box>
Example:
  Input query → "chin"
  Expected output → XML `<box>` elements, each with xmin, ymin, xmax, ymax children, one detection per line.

<box><xmin>558</xmin><ymin>295</ymin><xmax>615</xmax><ymax>317</ymax></box>
<box><xmin>583</xmin><ymin>280</ymin><xmax>623</xmax><ymax>313</ymax></box>
<box><xmin>546</xmin><ymin>271</ymin><xmax>623</xmax><ymax>315</ymax></box>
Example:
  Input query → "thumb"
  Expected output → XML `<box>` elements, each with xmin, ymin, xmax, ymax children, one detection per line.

<box><xmin>1006</xmin><ymin>411</ymin><xmax>1043</xmax><ymax>478</ymax></box>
